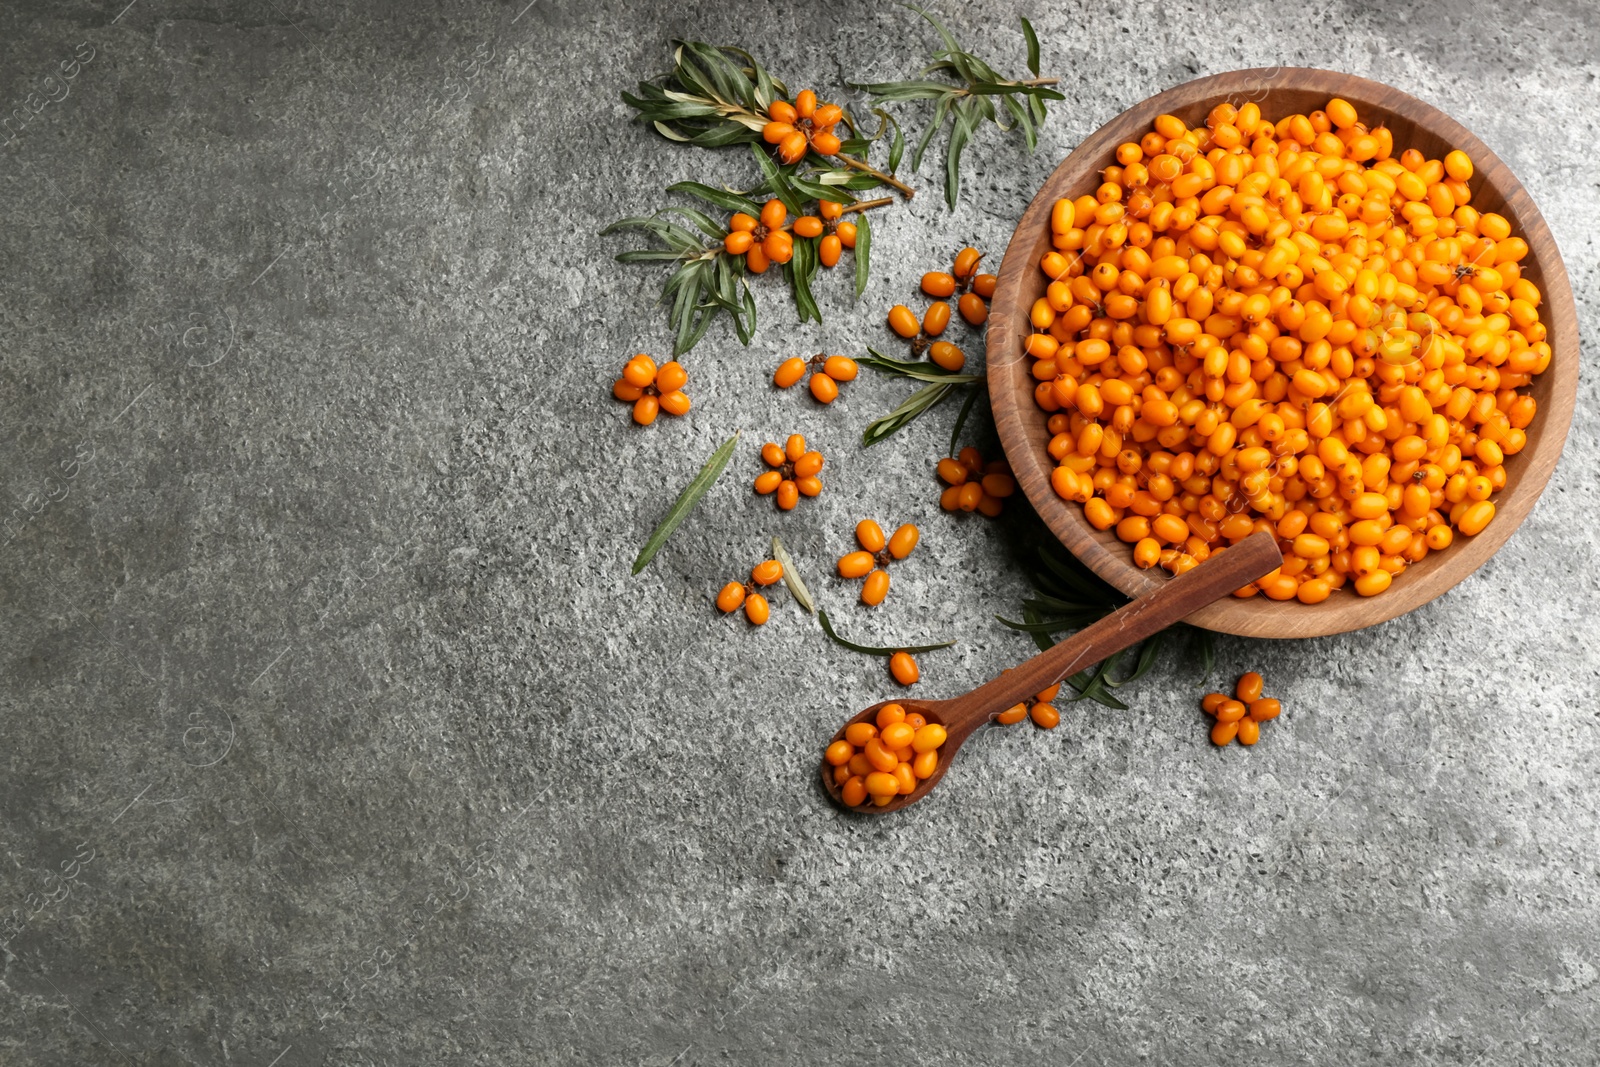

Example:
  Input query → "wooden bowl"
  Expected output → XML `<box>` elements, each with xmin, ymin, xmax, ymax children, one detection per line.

<box><xmin>987</xmin><ymin>68</ymin><xmax>1578</xmax><ymax>639</ymax></box>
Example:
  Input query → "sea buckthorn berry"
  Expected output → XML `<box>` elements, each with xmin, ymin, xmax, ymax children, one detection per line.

<box><xmin>1237</xmin><ymin>718</ymin><xmax>1261</xmax><ymax>745</ymax></box>
<box><xmin>889</xmin><ymin>651</ymin><xmax>920</xmax><ymax>686</ymax></box>
<box><xmin>810</xmin><ymin>374</ymin><xmax>839</xmax><ymax>403</ymax></box>
<box><xmin>1247</xmin><ymin>698</ymin><xmax>1281</xmax><ymax>722</ymax></box>
<box><xmin>1216</xmin><ymin>699</ymin><xmax>1247</xmax><ymax>724</ymax></box>
<box><xmin>856</xmin><ymin>519</ymin><xmax>887</xmax><ymax>553</ymax></box>
<box><xmin>954</xmin><ymin>247</ymin><xmax>983</xmax><ymax>279</ymax></box>
<box><xmin>841</xmin><ymin>776</ymin><xmax>868</xmax><ymax>806</ymax></box>
<box><xmin>923</xmin><ymin>301</ymin><xmax>952</xmax><ymax>336</ymax></box>
<box><xmin>1201</xmin><ymin>692</ymin><xmax>1227</xmax><ymax>715</ymax></box>
<box><xmin>824</xmin><ymin>356</ymin><xmax>858</xmax><ymax>382</ymax></box>
<box><xmin>861</xmin><ymin>569</ymin><xmax>890</xmax><ymax>606</ymax></box>
<box><xmin>774</xmin><ymin>357</ymin><xmax>807</xmax><ymax>388</ymax></box>
<box><xmin>838</xmin><ymin>551</ymin><xmax>875</xmax><ymax>578</ymax></box>
<box><xmin>888</xmin><ymin>524</ymin><xmax>920</xmax><ymax>560</ymax></box>
<box><xmin>888</xmin><ymin>305</ymin><xmax>919</xmax><ymax>338</ymax></box>
<box><xmin>845</xmin><ymin>722</ymin><xmax>877</xmax><ymax>747</ymax></box>
<box><xmin>1211</xmin><ymin>719</ymin><xmax>1240</xmax><ymax>746</ymax></box>
<box><xmin>750</xmin><ymin>559</ymin><xmax>784</xmax><ymax>586</ymax></box>
<box><xmin>997</xmin><ymin>703</ymin><xmax>1028</xmax><ymax>725</ymax></box>
<box><xmin>912</xmin><ymin>723</ymin><xmax>947</xmax><ymax>752</ymax></box>
<box><xmin>1235</xmin><ymin>671</ymin><xmax>1264</xmax><ymax>703</ymax></box>
<box><xmin>825</xmin><ymin>740</ymin><xmax>853</xmax><ymax>766</ymax></box>
<box><xmin>971</xmin><ymin>274</ymin><xmax>997</xmax><ymax>298</ymax></box>
<box><xmin>794</xmin><ymin>216</ymin><xmax>824</xmax><ymax>239</ymax></box>
<box><xmin>744</xmin><ymin>593</ymin><xmax>769</xmax><ymax>625</ymax></box>
<box><xmin>929</xmin><ymin>341</ymin><xmax>966</xmax><ymax>372</ymax></box>
<box><xmin>716</xmin><ymin>582</ymin><xmax>746</xmax><ymax>613</ymax></box>
<box><xmin>876</xmin><ymin>703</ymin><xmax>907</xmax><ymax>729</ymax></box>
<box><xmin>958</xmin><ymin>292</ymin><xmax>988</xmax><ymax>326</ymax></box>
<box><xmin>880</xmin><ymin>721</ymin><xmax>916</xmax><ymax>750</ymax></box>
<box><xmin>923</xmin><ymin>272</ymin><xmax>957</xmax><ymax>298</ymax></box>
<box><xmin>1029</xmin><ymin>702</ymin><xmax>1060</xmax><ymax>729</ymax></box>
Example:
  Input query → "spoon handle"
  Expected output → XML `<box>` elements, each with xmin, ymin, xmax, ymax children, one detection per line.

<box><xmin>939</xmin><ymin>531</ymin><xmax>1283</xmax><ymax>739</ymax></box>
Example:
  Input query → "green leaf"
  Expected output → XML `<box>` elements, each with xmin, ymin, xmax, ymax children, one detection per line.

<box><xmin>1021</xmin><ymin>16</ymin><xmax>1040</xmax><ymax>76</ymax></box>
<box><xmin>852</xmin><ymin>79</ymin><xmax>956</xmax><ymax>102</ymax></box>
<box><xmin>945</xmin><ymin>98</ymin><xmax>978</xmax><ymax>210</ymax></box>
<box><xmin>668</xmin><ymin>181</ymin><xmax>760</xmax><ymax>216</ymax></box>
<box><xmin>949</xmin><ymin>383</ymin><xmax>980</xmax><ymax>456</ymax></box>
<box><xmin>911</xmin><ymin>95</ymin><xmax>952</xmax><ymax>173</ymax></box>
<box><xmin>818</xmin><ymin>610</ymin><xmax>955</xmax><ymax>657</ymax></box>
<box><xmin>854</xmin><ymin>210</ymin><xmax>872</xmax><ymax>299</ymax></box>
<box><xmin>860</xmin><ymin>347</ymin><xmax>981</xmax><ymax>384</ymax></box>
<box><xmin>787</xmin><ymin>238</ymin><xmax>821</xmax><ymax>324</ymax></box>
<box><xmin>749</xmin><ymin>144</ymin><xmax>805</xmax><ymax>216</ymax></box>
<box><xmin>861</xmin><ymin>350</ymin><xmax>980</xmax><ymax>382</ymax></box>
<box><xmin>632</xmin><ymin>431</ymin><xmax>740</xmax><ymax>575</ymax></box>
<box><xmin>1020</xmin><ymin>607</ymin><xmax>1055</xmax><ymax>654</ymax></box>
<box><xmin>886</xmin><ymin>112</ymin><xmax>906</xmax><ymax>173</ymax></box>
<box><xmin>614</xmin><ymin>250</ymin><xmax>695</xmax><ymax>264</ymax></box>
<box><xmin>862</xmin><ymin>380</ymin><xmax>959</xmax><ymax>447</ymax></box>
<box><xmin>771</xmin><ymin>535</ymin><xmax>815</xmax><ymax>615</ymax></box>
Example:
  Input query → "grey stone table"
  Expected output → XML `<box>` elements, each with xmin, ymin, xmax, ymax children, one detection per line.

<box><xmin>3</xmin><ymin>1</ymin><xmax>1597</xmax><ymax>1063</ymax></box>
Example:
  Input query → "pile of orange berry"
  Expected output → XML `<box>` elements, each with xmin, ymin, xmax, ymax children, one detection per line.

<box><xmin>1201</xmin><ymin>671</ymin><xmax>1282</xmax><ymax>746</ymax></box>
<box><xmin>715</xmin><ymin>559</ymin><xmax>784</xmax><ymax>626</ymax></box>
<box><xmin>754</xmin><ymin>434</ymin><xmax>824</xmax><ymax>510</ymax></box>
<box><xmin>762</xmin><ymin>90</ymin><xmax>843</xmax><ymax>164</ymax></box>
<box><xmin>824</xmin><ymin>702</ymin><xmax>948</xmax><ymax>807</ymax></box>
<box><xmin>774</xmin><ymin>353</ymin><xmax>859</xmax><ymax>403</ymax></box>
<box><xmin>613</xmin><ymin>355</ymin><xmax>690</xmax><ymax>425</ymax></box>
<box><xmin>887</xmin><ymin>246</ymin><xmax>997</xmax><ymax>360</ymax></box>
<box><xmin>837</xmin><ymin>519</ymin><xmax>919</xmax><ymax>605</ymax></box>
<box><xmin>937</xmin><ymin>446</ymin><xmax>1016</xmax><ymax>516</ymax></box>
<box><xmin>1027</xmin><ymin>97</ymin><xmax>1549</xmax><ymax>603</ymax></box>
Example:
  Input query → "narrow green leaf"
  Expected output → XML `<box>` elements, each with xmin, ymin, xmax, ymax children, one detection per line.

<box><xmin>1021</xmin><ymin>607</ymin><xmax>1055</xmax><ymax>654</ymax></box>
<box><xmin>749</xmin><ymin>144</ymin><xmax>804</xmax><ymax>216</ymax></box>
<box><xmin>949</xmin><ymin>383</ymin><xmax>980</xmax><ymax>456</ymax></box>
<box><xmin>945</xmin><ymin>98</ymin><xmax>977</xmax><ymax>210</ymax></box>
<box><xmin>632</xmin><ymin>432</ymin><xmax>740</xmax><ymax>575</ymax></box>
<box><xmin>615</xmin><ymin>250</ymin><xmax>695</xmax><ymax>264</ymax></box>
<box><xmin>911</xmin><ymin>95</ymin><xmax>952</xmax><ymax>173</ymax></box>
<box><xmin>818</xmin><ymin>610</ymin><xmax>955</xmax><ymax>657</ymax></box>
<box><xmin>862</xmin><ymin>380</ymin><xmax>959</xmax><ymax>447</ymax></box>
<box><xmin>787</xmin><ymin>238</ymin><xmax>821</xmax><ymax>324</ymax></box>
<box><xmin>860</xmin><ymin>347</ymin><xmax>981</xmax><ymax>384</ymax></box>
<box><xmin>886</xmin><ymin>112</ymin><xmax>906</xmax><ymax>174</ymax></box>
<box><xmin>854</xmin><ymin>210</ymin><xmax>872</xmax><ymax>299</ymax></box>
<box><xmin>852</xmin><ymin>79</ymin><xmax>956</xmax><ymax>101</ymax></box>
<box><xmin>771</xmin><ymin>536</ymin><xmax>815</xmax><ymax>615</ymax></box>
<box><xmin>668</xmin><ymin>181</ymin><xmax>761</xmax><ymax>216</ymax></box>
<box><xmin>1021</xmin><ymin>16</ymin><xmax>1040</xmax><ymax>76</ymax></box>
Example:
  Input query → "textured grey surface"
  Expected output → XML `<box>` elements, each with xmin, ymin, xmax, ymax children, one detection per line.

<box><xmin>2</xmin><ymin>0</ymin><xmax>1599</xmax><ymax>1064</ymax></box>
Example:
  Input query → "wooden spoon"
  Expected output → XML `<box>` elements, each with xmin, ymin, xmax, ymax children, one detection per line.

<box><xmin>821</xmin><ymin>531</ymin><xmax>1284</xmax><ymax>813</ymax></box>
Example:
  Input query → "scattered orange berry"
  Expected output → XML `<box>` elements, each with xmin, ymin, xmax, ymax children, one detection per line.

<box><xmin>838</xmin><ymin>518</ymin><xmax>919</xmax><ymax>605</ymax></box>
<box><xmin>1200</xmin><ymin>673</ymin><xmax>1285</xmax><ymax>746</ymax></box>
<box><xmin>754</xmin><ymin>434</ymin><xmax>824</xmax><ymax>509</ymax></box>
<box><xmin>888</xmin><ymin>651</ymin><xmax>920</xmax><ymax>687</ymax></box>
<box><xmin>613</xmin><ymin>354</ymin><xmax>690</xmax><ymax>425</ymax></box>
<box><xmin>773</xmin><ymin>353</ymin><xmax>859</xmax><ymax>404</ymax></box>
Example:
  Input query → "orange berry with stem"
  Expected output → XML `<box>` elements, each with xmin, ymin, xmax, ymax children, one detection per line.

<box><xmin>953</xmin><ymin>247</ymin><xmax>982</xmax><ymax>279</ymax></box>
<box><xmin>819</xmin><ymin>199</ymin><xmax>843</xmax><ymax>221</ymax></box>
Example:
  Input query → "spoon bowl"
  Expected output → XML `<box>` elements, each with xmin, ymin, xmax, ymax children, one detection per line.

<box><xmin>823</xmin><ymin>532</ymin><xmax>1284</xmax><ymax>813</ymax></box>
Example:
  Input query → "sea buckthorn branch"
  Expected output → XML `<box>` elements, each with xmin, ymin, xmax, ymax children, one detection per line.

<box><xmin>624</xmin><ymin>40</ymin><xmax>913</xmax><ymax>198</ymax></box>
<box><xmin>600</xmin><ymin>207</ymin><xmax>755</xmax><ymax>355</ymax></box>
<box><xmin>854</xmin><ymin>10</ymin><xmax>1063</xmax><ymax>208</ymax></box>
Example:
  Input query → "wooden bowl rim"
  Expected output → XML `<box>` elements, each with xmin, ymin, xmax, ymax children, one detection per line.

<box><xmin>987</xmin><ymin>67</ymin><xmax>1579</xmax><ymax>639</ymax></box>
